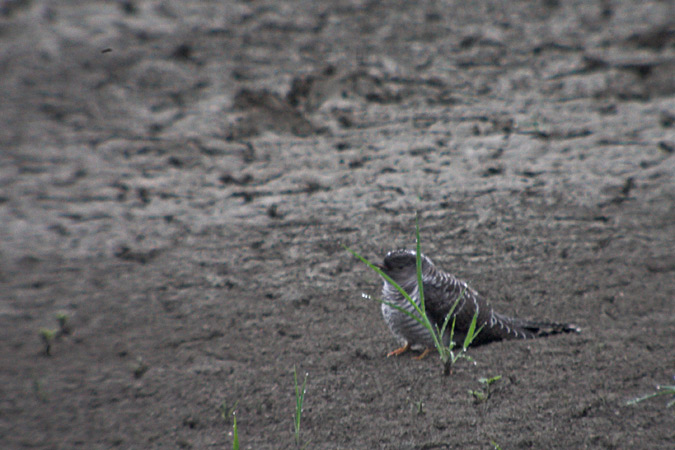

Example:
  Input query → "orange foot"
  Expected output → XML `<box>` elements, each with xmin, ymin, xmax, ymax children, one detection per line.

<box><xmin>386</xmin><ymin>342</ymin><xmax>411</xmax><ymax>357</ymax></box>
<box><xmin>413</xmin><ymin>348</ymin><xmax>432</xmax><ymax>360</ymax></box>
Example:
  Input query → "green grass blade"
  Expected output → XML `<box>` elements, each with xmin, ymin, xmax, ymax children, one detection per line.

<box><xmin>462</xmin><ymin>310</ymin><xmax>481</xmax><ymax>350</ymax></box>
<box><xmin>439</xmin><ymin>289</ymin><xmax>466</xmax><ymax>343</ymax></box>
<box><xmin>293</xmin><ymin>367</ymin><xmax>308</xmax><ymax>444</ymax></box>
<box><xmin>627</xmin><ymin>384</ymin><xmax>675</xmax><ymax>406</ymax></box>
<box><xmin>626</xmin><ymin>392</ymin><xmax>659</xmax><ymax>405</ymax></box>
<box><xmin>438</xmin><ymin>307</ymin><xmax>453</xmax><ymax>341</ymax></box>
<box><xmin>232</xmin><ymin>412</ymin><xmax>239</xmax><ymax>450</ymax></box>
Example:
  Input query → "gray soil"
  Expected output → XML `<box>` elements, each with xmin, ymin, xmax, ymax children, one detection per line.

<box><xmin>1</xmin><ymin>1</ymin><xmax>674</xmax><ymax>449</ymax></box>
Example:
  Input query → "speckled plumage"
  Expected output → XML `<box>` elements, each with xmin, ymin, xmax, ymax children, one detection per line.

<box><xmin>378</xmin><ymin>249</ymin><xmax>579</xmax><ymax>351</ymax></box>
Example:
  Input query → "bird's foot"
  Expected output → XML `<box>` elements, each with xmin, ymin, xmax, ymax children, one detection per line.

<box><xmin>386</xmin><ymin>343</ymin><xmax>411</xmax><ymax>357</ymax></box>
<box><xmin>413</xmin><ymin>348</ymin><xmax>432</xmax><ymax>360</ymax></box>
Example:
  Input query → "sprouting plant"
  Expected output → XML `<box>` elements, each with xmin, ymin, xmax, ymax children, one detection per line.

<box><xmin>39</xmin><ymin>328</ymin><xmax>56</xmax><ymax>356</ymax></box>
<box><xmin>39</xmin><ymin>313</ymin><xmax>73</xmax><ymax>355</ymax></box>
<box><xmin>627</xmin><ymin>379</ymin><xmax>675</xmax><ymax>408</ymax></box>
<box><xmin>55</xmin><ymin>312</ymin><xmax>70</xmax><ymax>336</ymax></box>
<box><xmin>412</xmin><ymin>399</ymin><xmax>426</xmax><ymax>416</ymax></box>
<box><xmin>219</xmin><ymin>400</ymin><xmax>239</xmax><ymax>424</ymax></box>
<box><xmin>491</xmin><ymin>440</ymin><xmax>503</xmax><ymax>450</ymax></box>
<box><xmin>469</xmin><ymin>375</ymin><xmax>502</xmax><ymax>402</ymax></box>
<box><xmin>293</xmin><ymin>366</ymin><xmax>309</xmax><ymax>448</ymax></box>
<box><xmin>345</xmin><ymin>214</ymin><xmax>482</xmax><ymax>376</ymax></box>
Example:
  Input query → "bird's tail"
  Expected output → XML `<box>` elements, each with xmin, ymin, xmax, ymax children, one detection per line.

<box><xmin>472</xmin><ymin>311</ymin><xmax>581</xmax><ymax>345</ymax></box>
<box><xmin>515</xmin><ymin>318</ymin><xmax>581</xmax><ymax>338</ymax></box>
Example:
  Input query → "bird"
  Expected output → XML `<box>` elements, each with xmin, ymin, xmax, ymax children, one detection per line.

<box><xmin>374</xmin><ymin>249</ymin><xmax>580</xmax><ymax>358</ymax></box>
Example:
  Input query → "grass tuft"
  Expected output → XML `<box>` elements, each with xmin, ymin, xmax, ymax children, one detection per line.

<box><xmin>345</xmin><ymin>214</ymin><xmax>482</xmax><ymax>376</ymax></box>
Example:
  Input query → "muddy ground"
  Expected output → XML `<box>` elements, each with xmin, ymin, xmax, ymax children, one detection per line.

<box><xmin>1</xmin><ymin>1</ymin><xmax>674</xmax><ymax>449</ymax></box>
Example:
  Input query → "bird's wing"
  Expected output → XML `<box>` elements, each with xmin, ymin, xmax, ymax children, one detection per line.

<box><xmin>422</xmin><ymin>270</ymin><xmax>536</xmax><ymax>344</ymax></box>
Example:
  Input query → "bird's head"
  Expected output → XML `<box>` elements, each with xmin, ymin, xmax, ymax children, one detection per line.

<box><xmin>376</xmin><ymin>249</ymin><xmax>434</xmax><ymax>285</ymax></box>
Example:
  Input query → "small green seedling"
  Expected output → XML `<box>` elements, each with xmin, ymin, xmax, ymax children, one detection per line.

<box><xmin>39</xmin><ymin>313</ymin><xmax>73</xmax><ymax>355</ymax></box>
<box><xmin>469</xmin><ymin>375</ymin><xmax>502</xmax><ymax>401</ymax></box>
<box><xmin>56</xmin><ymin>312</ymin><xmax>71</xmax><ymax>336</ymax></box>
<box><xmin>220</xmin><ymin>400</ymin><xmax>239</xmax><ymax>424</ymax></box>
<box><xmin>412</xmin><ymin>399</ymin><xmax>426</xmax><ymax>416</ymax></box>
<box><xmin>627</xmin><ymin>381</ymin><xmax>675</xmax><ymax>408</ymax></box>
<box><xmin>39</xmin><ymin>328</ymin><xmax>56</xmax><ymax>356</ymax></box>
<box><xmin>346</xmin><ymin>214</ymin><xmax>482</xmax><ymax>376</ymax></box>
<box><xmin>293</xmin><ymin>367</ymin><xmax>309</xmax><ymax>448</ymax></box>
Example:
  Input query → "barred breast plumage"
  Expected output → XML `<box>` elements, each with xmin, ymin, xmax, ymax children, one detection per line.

<box><xmin>376</xmin><ymin>249</ymin><xmax>580</xmax><ymax>357</ymax></box>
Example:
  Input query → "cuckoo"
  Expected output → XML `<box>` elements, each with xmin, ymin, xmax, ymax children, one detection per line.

<box><xmin>375</xmin><ymin>249</ymin><xmax>580</xmax><ymax>358</ymax></box>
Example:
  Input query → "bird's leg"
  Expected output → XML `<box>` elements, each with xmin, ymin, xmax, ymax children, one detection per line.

<box><xmin>386</xmin><ymin>342</ymin><xmax>411</xmax><ymax>357</ymax></box>
<box><xmin>413</xmin><ymin>348</ymin><xmax>432</xmax><ymax>360</ymax></box>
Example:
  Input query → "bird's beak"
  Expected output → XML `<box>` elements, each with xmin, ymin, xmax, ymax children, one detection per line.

<box><xmin>373</xmin><ymin>263</ymin><xmax>385</xmax><ymax>272</ymax></box>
